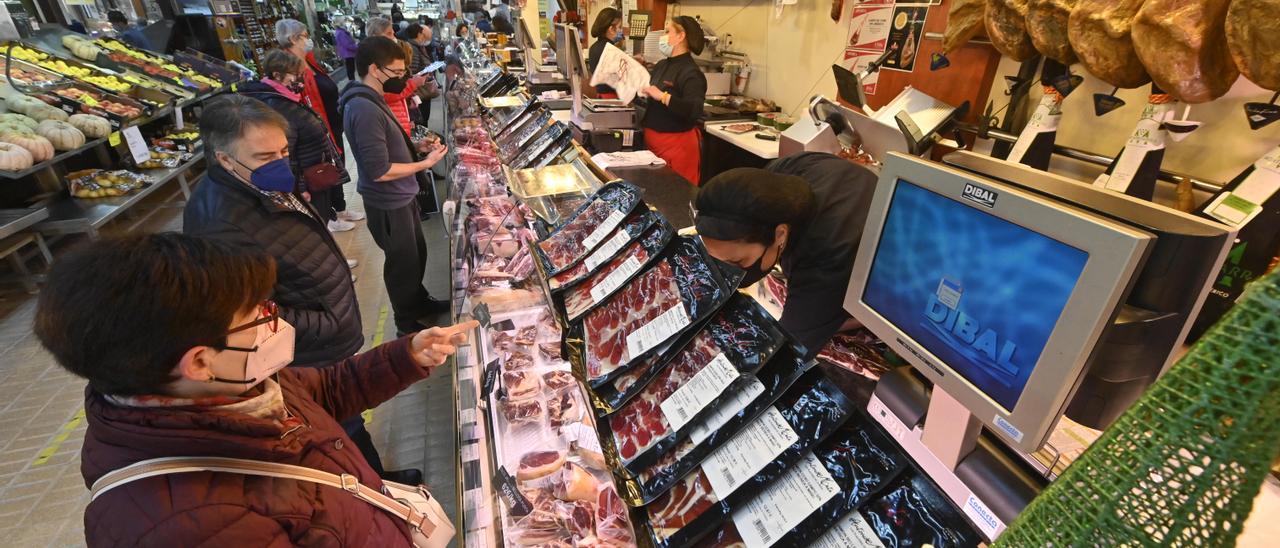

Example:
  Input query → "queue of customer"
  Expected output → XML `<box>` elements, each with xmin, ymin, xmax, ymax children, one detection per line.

<box><xmin>31</xmin><ymin>17</ymin><xmax>462</xmax><ymax>546</ymax></box>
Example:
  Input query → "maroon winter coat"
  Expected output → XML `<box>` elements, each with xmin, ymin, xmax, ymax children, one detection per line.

<box><xmin>80</xmin><ymin>337</ymin><xmax>428</xmax><ymax>547</ymax></box>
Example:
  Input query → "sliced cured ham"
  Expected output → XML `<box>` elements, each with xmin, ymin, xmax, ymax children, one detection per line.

<box><xmin>595</xmin><ymin>485</ymin><xmax>635</xmax><ymax>546</ymax></box>
<box><xmin>543</xmin><ymin>370</ymin><xmax>575</xmax><ymax>391</ymax></box>
<box><xmin>539</xmin><ymin>343</ymin><xmax>563</xmax><ymax>361</ymax></box>
<box><xmin>538</xmin><ymin>201</ymin><xmax>616</xmax><ymax>269</ymax></box>
<box><xmin>608</xmin><ymin>331</ymin><xmax>719</xmax><ymax>462</ymax></box>
<box><xmin>506</xmin><ymin>351</ymin><xmax>536</xmax><ymax>371</ymax></box>
<box><xmin>564</xmin><ymin>239</ymin><xmax>655</xmax><ymax>320</ymax></box>
<box><xmin>503</xmin><ymin>398</ymin><xmax>544</xmax><ymax>425</ymax></box>
<box><xmin>647</xmin><ymin>472</ymin><xmax>718</xmax><ymax>539</ymax></box>
<box><xmin>1028</xmin><ymin>0</ymin><xmax>1079</xmax><ymax>63</ymax></box>
<box><xmin>504</xmin><ymin>370</ymin><xmax>543</xmax><ymax>400</ymax></box>
<box><xmin>515</xmin><ymin>325</ymin><xmax>539</xmax><ymax>346</ymax></box>
<box><xmin>583</xmin><ymin>261</ymin><xmax>684</xmax><ymax>379</ymax></box>
<box><xmin>517</xmin><ymin>450</ymin><xmax>567</xmax><ymax>480</ymax></box>
<box><xmin>985</xmin><ymin>0</ymin><xmax>1038</xmax><ymax>60</ymax></box>
<box><xmin>1132</xmin><ymin>0</ymin><xmax>1239</xmax><ymax>103</ymax></box>
<box><xmin>1226</xmin><ymin>0</ymin><xmax>1280</xmax><ymax>91</ymax></box>
<box><xmin>1069</xmin><ymin>0</ymin><xmax>1151</xmax><ymax>88</ymax></box>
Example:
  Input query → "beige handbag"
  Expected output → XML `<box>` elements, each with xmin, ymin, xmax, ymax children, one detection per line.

<box><xmin>90</xmin><ymin>456</ymin><xmax>455</xmax><ymax>548</ymax></box>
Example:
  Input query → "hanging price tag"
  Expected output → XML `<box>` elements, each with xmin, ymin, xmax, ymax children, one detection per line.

<box><xmin>108</xmin><ymin>131</ymin><xmax>121</xmax><ymax>147</ymax></box>
<box><xmin>175</xmin><ymin>106</ymin><xmax>185</xmax><ymax>130</ymax></box>
<box><xmin>122</xmin><ymin>126</ymin><xmax>150</xmax><ymax>165</ymax></box>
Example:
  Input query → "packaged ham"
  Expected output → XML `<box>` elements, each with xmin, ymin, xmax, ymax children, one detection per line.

<box><xmin>557</xmin><ymin>219</ymin><xmax>676</xmax><ymax>322</ymax></box>
<box><xmin>548</xmin><ymin>210</ymin><xmax>667</xmax><ymax>292</ymax></box>
<box><xmin>759</xmin><ymin>418</ymin><xmax>909</xmax><ymax>547</ymax></box>
<box><xmin>635</xmin><ymin>371</ymin><xmax>855</xmax><ymax>546</ymax></box>
<box><xmin>852</xmin><ymin>472</ymin><xmax>982</xmax><ymax>547</ymax></box>
<box><xmin>602</xmin><ymin>294</ymin><xmax>790</xmax><ymax>471</ymax></box>
<box><xmin>535</xmin><ymin>182</ymin><xmax>644</xmax><ymax>274</ymax></box>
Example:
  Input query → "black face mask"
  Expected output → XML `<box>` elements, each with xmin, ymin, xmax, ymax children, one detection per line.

<box><xmin>379</xmin><ymin>66</ymin><xmax>407</xmax><ymax>94</ymax></box>
<box><xmin>739</xmin><ymin>239</ymin><xmax>784</xmax><ymax>287</ymax></box>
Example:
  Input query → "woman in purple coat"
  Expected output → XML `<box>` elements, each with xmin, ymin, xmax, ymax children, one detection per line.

<box><xmin>333</xmin><ymin>16</ymin><xmax>359</xmax><ymax>81</ymax></box>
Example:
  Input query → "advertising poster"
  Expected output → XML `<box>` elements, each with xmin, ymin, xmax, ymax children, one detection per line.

<box><xmin>882</xmin><ymin>5</ymin><xmax>928</xmax><ymax>72</ymax></box>
<box><xmin>841</xmin><ymin>49</ymin><xmax>883</xmax><ymax>96</ymax></box>
<box><xmin>847</xmin><ymin>3</ymin><xmax>894</xmax><ymax>52</ymax></box>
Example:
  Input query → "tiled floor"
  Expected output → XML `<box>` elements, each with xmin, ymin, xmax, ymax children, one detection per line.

<box><xmin>0</xmin><ymin>98</ymin><xmax>459</xmax><ymax>546</ymax></box>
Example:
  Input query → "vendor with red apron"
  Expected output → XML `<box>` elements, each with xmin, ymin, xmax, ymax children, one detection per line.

<box><xmin>587</xmin><ymin>8</ymin><xmax>624</xmax><ymax>99</ymax></box>
<box><xmin>640</xmin><ymin>16</ymin><xmax>707</xmax><ymax>185</ymax></box>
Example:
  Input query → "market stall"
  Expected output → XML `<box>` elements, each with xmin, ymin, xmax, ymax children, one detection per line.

<box><xmin>0</xmin><ymin>25</ymin><xmax>242</xmax><ymax>287</ymax></box>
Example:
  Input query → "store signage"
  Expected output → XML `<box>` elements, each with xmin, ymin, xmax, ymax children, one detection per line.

<box><xmin>121</xmin><ymin>126</ymin><xmax>150</xmax><ymax>166</ymax></box>
<box><xmin>494</xmin><ymin>467</ymin><xmax>533</xmax><ymax>516</ymax></box>
<box><xmin>1244</xmin><ymin>101</ymin><xmax>1280</xmax><ymax>131</ymax></box>
<box><xmin>480</xmin><ymin>359</ymin><xmax>501</xmax><ymax>401</ymax></box>
<box><xmin>473</xmin><ymin>302</ymin><xmax>492</xmax><ymax>327</ymax></box>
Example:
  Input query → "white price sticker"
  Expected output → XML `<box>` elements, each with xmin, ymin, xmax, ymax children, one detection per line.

<box><xmin>660</xmin><ymin>353</ymin><xmax>741</xmax><ymax>431</ymax></box>
<box><xmin>581</xmin><ymin>209</ymin><xmax>627</xmax><ymax>251</ymax></box>
<box><xmin>122</xmin><ymin>125</ymin><xmax>150</xmax><ymax>165</ymax></box>
<box><xmin>625</xmin><ymin>303</ymin><xmax>691</xmax><ymax>360</ymax></box>
<box><xmin>731</xmin><ymin>452</ymin><xmax>841</xmax><ymax>548</ymax></box>
<box><xmin>691</xmin><ymin>377</ymin><xmax>766</xmax><ymax>444</ymax></box>
<box><xmin>174</xmin><ymin>106</ymin><xmax>184</xmax><ymax>130</ymax></box>
<box><xmin>589</xmin><ymin>256</ymin><xmax>643</xmax><ymax>304</ymax></box>
<box><xmin>459</xmin><ymin>408</ymin><xmax>476</xmax><ymax>425</ymax></box>
<box><xmin>811</xmin><ymin>509</ymin><xmax>883</xmax><ymax>548</ymax></box>
<box><xmin>584</xmin><ymin>229</ymin><xmax>630</xmax><ymax>271</ymax></box>
<box><xmin>702</xmin><ymin>406</ymin><xmax>799</xmax><ymax>500</ymax></box>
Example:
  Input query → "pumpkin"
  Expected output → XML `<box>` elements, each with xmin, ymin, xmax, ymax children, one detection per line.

<box><xmin>0</xmin><ymin>130</ymin><xmax>55</xmax><ymax>162</ymax></box>
<box><xmin>68</xmin><ymin>114</ymin><xmax>111</xmax><ymax>139</ymax></box>
<box><xmin>0</xmin><ymin>142</ymin><xmax>34</xmax><ymax>171</ymax></box>
<box><xmin>30</xmin><ymin>106</ymin><xmax>69</xmax><ymax>122</ymax></box>
<box><xmin>61</xmin><ymin>35</ymin><xmax>101</xmax><ymax>61</ymax></box>
<box><xmin>0</xmin><ymin>113</ymin><xmax>37</xmax><ymax>129</ymax></box>
<box><xmin>36</xmin><ymin>120</ymin><xmax>84</xmax><ymax>150</ymax></box>
<box><xmin>6</xmin><ymin>95</ymin><xmax>46</xmax><ymax>116</ymax></box>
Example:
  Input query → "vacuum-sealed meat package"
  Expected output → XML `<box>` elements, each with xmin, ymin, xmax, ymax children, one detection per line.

<box><xmin>535</xmin><ymin>182</ymin><xmax>644</xmax><ymax>274</ymax></box>
<box><xmin>559</xmin><ymin>220</ymin><xmax>676</xmax><ymax>322</ymax></box>
<box><xmin>852</xmin><ymin>472</ymin><xmax>983</xmax><ymax>547</ymax></box>
<box><xmin>765</xmin><ymin>418</ymin><xmax>909</xmax><ymax>547</ymax></box>
<box><xmin>637</xmin><ymin>370</ymin><xmax>855</xmax><ymax>546</ymax></box>
<box><xmin>603</xmin><ymin>294</ymin><xmax>790</xmax><ymax>470</ymax></box>
<box><xmin>549</xmin><ymin>210</ymin><xmax>667</xmax><ymax>291</ymax></box>
<box><xmin>569</xmin><ymin>237</ymin><xmax>738</xmax><ymax>385</ymax></box>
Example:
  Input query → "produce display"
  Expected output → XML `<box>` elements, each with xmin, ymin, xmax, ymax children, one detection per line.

<box><xmin>0</xmin><ymin>62</ymin><xmax>63</xmax><ymax>86</ymax></box>
<box><xmin>52</xmin><ymin>86</ymin><xmax>145</xmax><ymax>119</ymax></box>
<box><xmin>66</xmin><ymin>169</ymin><xmax>153</xmax><ymax>198</ymax></box>
<box><xmin>7</xmin><ymin>44</ymin><xmax>132</xmax><ymax>94</ymax></box>
<box><xmin>35</xmin><ymin>120</ymin><xmax>85</xmax><ymax>150</ymax></box>
<box><xmin>68</xmin><ymin>114</ymin><xmax>111</xmax><ymax>139</ymax></box>
<box><xmin>0</xmin><ymin>141</ymin><xmax>33</xmax><ymax>170</ymax></box>
<box><xmin>0</xmin><ymin>129</ymin><xmax>54</xmax><ymax>162</ymax></box>
<box><xmin>61</xmin><ymin>34</ymin><xmax>103</xmax><ymax>61</ymax></box>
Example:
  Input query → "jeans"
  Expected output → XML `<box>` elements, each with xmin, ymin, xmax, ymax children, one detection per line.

<box><xmin>341</xmin><ymin>416</ymin><xmax>384</xmax><ymax>475</ymax></box>
<box><xmin>365</xmin><ymin>200</ymin><xmax>431</xmax><ymax>332</ymax></box>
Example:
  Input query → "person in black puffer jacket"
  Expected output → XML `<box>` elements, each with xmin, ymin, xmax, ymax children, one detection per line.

<box><xmin>184</xmin><ymin>95</ymin><xmax>421</xmax><ymax>484</ymax></box>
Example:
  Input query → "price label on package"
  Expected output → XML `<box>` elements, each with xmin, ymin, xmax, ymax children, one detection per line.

<box><xmin>625</xmin><ymin>303</ymin><xmax>691</xmax><ymax>360</ymax></box>
<box><xmin>122</xmin><ymin>126</ymin><xmax>150</xmax><ymax>166</ymax></box>
<box><xmin>581</xmin><ymin>209</ymin><xmax>627</xmax><ymax>251</ymax></box>
<box><xmin>732</xmin><ymin>452</ymin><xmax>841</xmax><ymax>548</ymax></box>
<box><xmin>661</xmin><ymin>353</ymin><xmax>741</xmax><ymax>431</ymax></box>
<box><xmin>590</xmin><ymin>256</ymin><xmax>643</xmax><ymax>304</ymax></box>
<box><xmin>584</xmin><ymin>230</ymin><xmax>630</xmax><ymax>271</ymax></box>
<box><xmin>691</xmin><ymin>377</ymin><xmax>766</xmax><ymax>444</ymax></box>
<box><xmin>702</xmin><ymin>406</ymin><xmax>800</xmax><ymax>499</ymax></box>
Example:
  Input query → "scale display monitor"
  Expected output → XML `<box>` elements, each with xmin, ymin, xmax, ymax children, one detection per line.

<box><xmin>862</xmin><ymin>180</ymin><xmax>1089</xmax><ymax>410</ymax></box>
<box><xmin>846</xmin><ymin>153</ymin><xmax>1154</xmax><ymax>451</ymax></box>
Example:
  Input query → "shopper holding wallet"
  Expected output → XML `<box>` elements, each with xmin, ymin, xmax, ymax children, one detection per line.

<box><xmin>35</xmin><ymin>233</ymin><xmax>475</xmax><ymax>546</ymax></box>
<box><xmin>639</xmin><ymin>16</ymin><xmax>708</xmax><ymax>185</ymax></box>
<box><xmin>340</xmin><ymin>37</ymin><xmax>450</xmax><ymax>336</ymax></box>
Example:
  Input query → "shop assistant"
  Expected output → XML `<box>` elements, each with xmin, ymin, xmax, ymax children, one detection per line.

<box><xmin>641</xmin><ymin>16</ymin><xmax>707</xmax><ymax>185</ymax></box>
<box><xmin>695</xmin><ymin>152</ymin><xmax>879</xmax><ymax>357</ymax></box>
<box><xmin>587</xmin><ymin>8</ymin><xmax>624</xmax><ymax>99</ymax></box>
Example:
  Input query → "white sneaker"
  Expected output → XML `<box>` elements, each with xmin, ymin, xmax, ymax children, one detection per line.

<box><xmin>347</xmin><ymin>258</ymin><xmax>359</xmax><ymax>268</ymax></box>
<box><xmin>328</xmin><ymin>219</ymin><xmax>356</xmax><ymax>232</ymax></box>
<box><xmin>351</xmin><ymin>273</ymin><xmax>358</xmax><ymax>282</ymax></box>
<box><xmin>338</xmin><ymin>210</ymin><xmax>366</xmax><ymax>222</ymax></box>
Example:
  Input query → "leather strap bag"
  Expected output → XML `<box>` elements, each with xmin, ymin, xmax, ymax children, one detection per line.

<box><xmin>89</xmin><ymin>456</ymin><xmax>455</xmax><ymax>548</ymax></box>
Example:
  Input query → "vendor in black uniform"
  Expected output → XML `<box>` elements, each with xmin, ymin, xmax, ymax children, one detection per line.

<box><xmin>586</xmin><ymin>8</ymin><xmax>624</xmax><ymax>99</ymax></box>
<box><xmin>695</xmin><ymin>152</ymin><xmax>879</xmax><ymax>358</ymax></box>
<box><xmin>640</xmin><ymin>16</ymin><xmax>707</xmax><ymax>185</ymax></box>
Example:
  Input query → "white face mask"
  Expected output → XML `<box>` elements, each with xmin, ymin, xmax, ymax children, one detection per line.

<box><xmin>303</xmin><ymin>38</ymin><xmax>315</xmax><ymax>52</ymax></box>
<box><xmin>211</xmin><ymin>319</ymin><xmax>296</xmax><ymax>387</ymax></box>
<box><xmin>658</xmin><ymin>35</ymin><xmax>674</xmax><ymax>58</ymax></box>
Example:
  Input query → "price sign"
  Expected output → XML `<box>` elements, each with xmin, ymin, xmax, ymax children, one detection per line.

<box><xmin>122</xmin><ymin>126</ymin><xmax>150</xmax><ymax>165</ymax></box>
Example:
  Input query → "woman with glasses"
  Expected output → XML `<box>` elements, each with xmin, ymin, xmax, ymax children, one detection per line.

<box><xmin>35</xmin><ymin>233</ymin><xmax>477</xmax><ymax>546</ymax></box>
<box><xmin>277</xmin><ymin>18</ymin><xmax>366</xmax><ymax>231</ymax></box>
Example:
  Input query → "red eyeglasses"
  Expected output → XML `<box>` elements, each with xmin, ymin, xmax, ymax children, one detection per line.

<box><xmin>216</xmin><ymin>301</ymin><xmax>280</xmax><ymax>352</ymax></box>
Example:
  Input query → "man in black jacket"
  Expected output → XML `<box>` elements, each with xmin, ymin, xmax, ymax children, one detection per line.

<box><xmin>183</xmin><ymin>95</ymin><xmax>422</xmax><ymax>485</ymax></box>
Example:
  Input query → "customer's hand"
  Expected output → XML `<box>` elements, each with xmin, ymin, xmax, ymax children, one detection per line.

<box><xmin>424</xmin><ymin>144</ymin><xmax>449</xmax><ymax>167</ymax></box>
<box><xmin>410</xmin><ymin>320</ymin><xmax>479</xmax><ymax>368</ymax></box>
<box><xmin>410</xmin><ymin>73</ymin><xmax>428</xmax><ymax>87</ymax></box>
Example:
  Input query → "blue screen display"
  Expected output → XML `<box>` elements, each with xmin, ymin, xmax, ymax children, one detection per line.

<box><xmin>863</xmin><ymin>180</ymin><xmax>1089</xmax><ymax>410</ymax></box>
